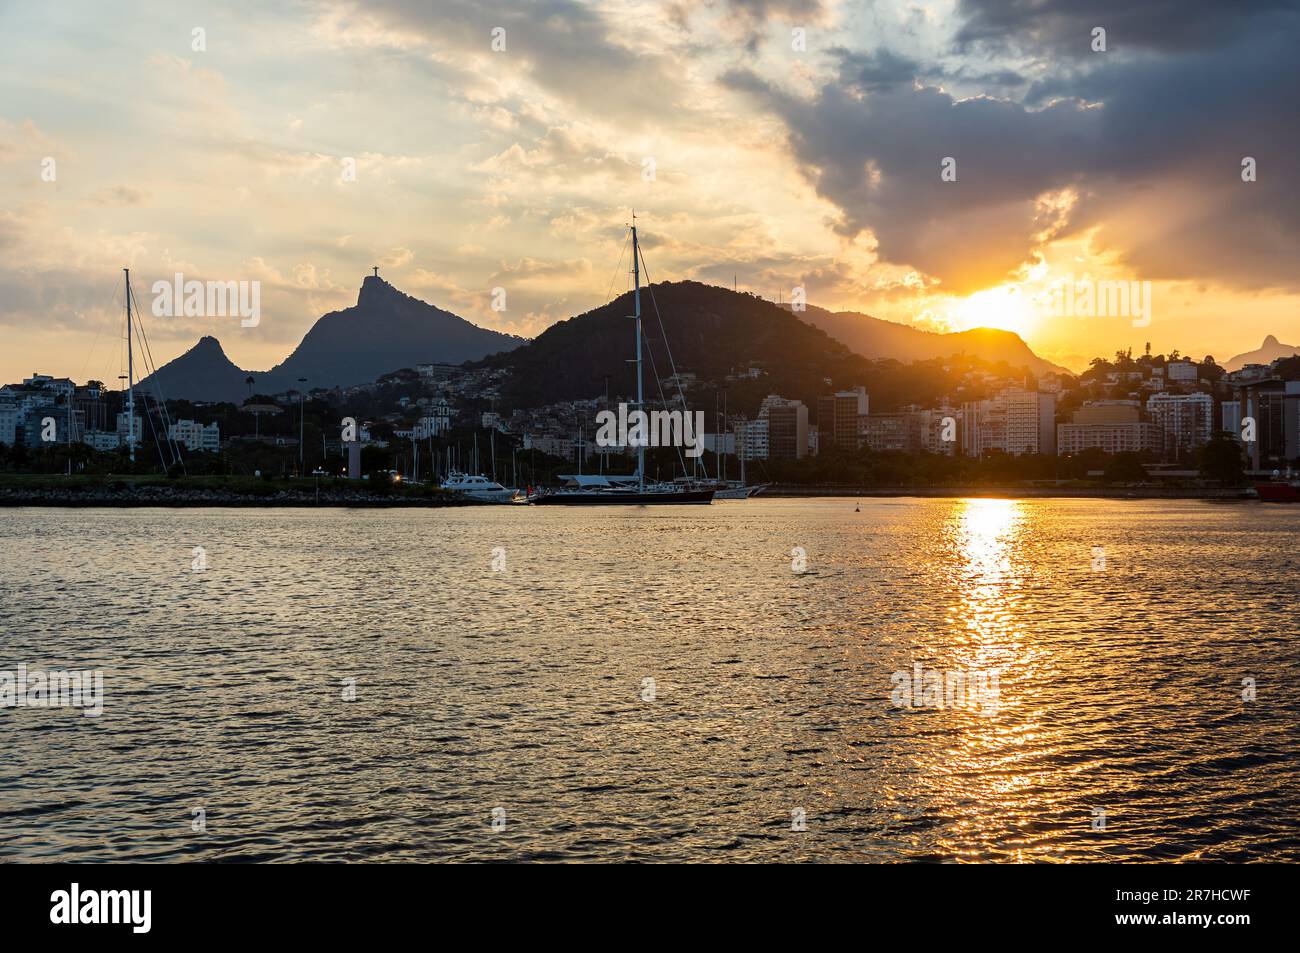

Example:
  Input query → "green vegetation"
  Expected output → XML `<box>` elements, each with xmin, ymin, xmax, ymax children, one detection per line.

<box><xmin>1198</xmin><ymin>433</ymin><xmax>1248</xmax><ymax>486</ymax></box>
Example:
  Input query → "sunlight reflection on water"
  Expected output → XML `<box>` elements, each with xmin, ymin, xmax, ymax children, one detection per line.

<box><xmin>1</xmin><ymin>498</ymin><xmax>1297</xmax><ymax>862</ymax></box>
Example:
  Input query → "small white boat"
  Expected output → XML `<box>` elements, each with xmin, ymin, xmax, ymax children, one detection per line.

<box><xmin>440</xmin><ymin>471</ymin><xmax>519</xmax><ymax>503</ymax></box>
<box><xmin>531</xmin><ymin>473</ymin><xmax>713</xmax><ymax>505</ymax></box>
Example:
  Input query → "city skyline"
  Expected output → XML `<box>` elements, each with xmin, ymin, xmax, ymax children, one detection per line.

<box><xmin>2</xmin><ymin>0</ymin><xmax>1298</xmax><ymax>386</ymax></box>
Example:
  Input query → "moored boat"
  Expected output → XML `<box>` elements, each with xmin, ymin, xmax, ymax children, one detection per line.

<box><xmin>531</xmin><ymin>218</ymin><xmax>713</xmax><ymax>506</ymax></box>
<box><xmin>712</xmin><ymin>483</ymin><xmax>767</xmax><ymax>499</ymax></box>
<box><xmin>440</xmin><ymin>471</ymin><xmax>519</xmax><ymax>503</ymax></box>
<box><xmin>530</xmin><ymin>473</ymin><xmax>713</xmax><ymax>505</ymax></box>
<box><xmin>1255</xmin><ymin>480</ymin><xmax>1300</xmax><ymax>502</ymax></box>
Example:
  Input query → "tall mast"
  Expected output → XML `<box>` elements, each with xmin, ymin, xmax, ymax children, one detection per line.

<box><xmin>125</xmin><ymin>267</ymin><xmax>135</xmax><ymax>463</ymax></box>
<box><xmin>632</xmin><ymin>220</ymin><xmax>644</xmax><ymax>492</ymax></box>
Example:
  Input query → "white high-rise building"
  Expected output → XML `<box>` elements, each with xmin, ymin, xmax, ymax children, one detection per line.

<box><xmin>168</xmin><ymin>419</ymin><xmax>220</xmax><ymax>452</ymax></box>
<box><xmin>0</xmin><ymin>402</ymin><xmax>17</xmax><ymax>446</ymax></box>
<box><xmin>1146</xmin><ymin>392</ymin><xmax>1213</xmax><ymax>460</ymax></box>
<box><xmin>960</xmin><ymin>398</ymin><xmax>1006</xmax><ymax>456</ymax></box>
<box><xmin>733</xmin><ymin>417</ymin><xmax>769</xmax><ymax>461</ymax></box>
<box><xmin>1005</xmin><ymin>388</ymin><xmax>1056</xmax><ymax>455</ymax></box>
<box><xmin>961</xmin><ymin>388</ymin><xmax>1054</xmax><ymax>456</ymax></box>
<box><xmin>116</xmin><ymin>411</ymin><xmax>141</xmax><ymax>437</ymax></box>
<box><xmin>919</xmin><ymin>407</ymin><xmax>959</xmax><ymax>456</ymax></box>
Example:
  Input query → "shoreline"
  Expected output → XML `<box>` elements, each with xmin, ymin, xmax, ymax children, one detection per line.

<box><xmin>0</xmin><ymin>484</ymin><xmax>480</xmax><ymax>508</ymax></box>
<box><xmin>0</xmin><ymin>486</ymin><xmax>1259</xmax><ymax>505</ymax></box>
<box><xmin>762</xmin><ymin>484</ymin><xmax>1255</xmax><ymax>500</ymax></box>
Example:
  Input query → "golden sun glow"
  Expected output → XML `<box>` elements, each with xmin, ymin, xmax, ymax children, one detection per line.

<box><xmin>948</xmin><ymin>284</ymin><xmax>1039</xmax><ymax>338</ymax></box>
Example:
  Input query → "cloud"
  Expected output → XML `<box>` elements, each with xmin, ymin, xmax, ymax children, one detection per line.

<box><xmin>91</xmin><ymin>186</ymin><xmax>151</xmax><ymax>206</ymax></box>
<box><xmin>725</xmin><ymin>3</ymin><xmax>1300</xmax><ymax>294</ymax></box>
<box><xmin>2</xmin><ymin>0</ymin><xmax>1296</xmax><ymax>382</ymax></box>
<box><xmin>313</xmin><ymin>0</ymin><xmax>693</xmax><ymax>127</ymax></box>
<box><xmin>830</xmin><ymin>47</ymin><xmax>921</xmax><ymax>91</ymax></box>
<box><xmin>490</xmin><ymin>257</ymin><xmax>594</xmax><ymax>285</ymax></box>
<box><xmin>696</xmin><ymin>0</ymin><xmax>829</xmax><ymax>50</ymax></box>
<box><xmin>725</xmin><ymin>62</ymin><xmax>1103</xmax><ymax>294</ymax></box>
<box><xmin>954</xmin><ymin>0</ymin><xmax>1298</xmax><ymax>55</ymax></box>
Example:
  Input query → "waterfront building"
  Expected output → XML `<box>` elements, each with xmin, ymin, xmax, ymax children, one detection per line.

<box><xmin>962</xmin><ymin>387</ymin><xmax>1055</xmax><ymax>456</ymax></box>
<box><xmin>816</xmin><ymin>386</ymin><xmax>868</xmax><ymax>452</ymax></box>
<box><xmin>1057</xmin><ymin>421</ymin><xmax>1162</xmax><ymax>455</ymax></box>
<box><xmin>1146</xmin><ymin>392</ymin><xmax>1213</xmax><ymax>461</ymax></box>
<box><xmin>763</xmin><ymin>398</ymin><xmax>808</xmax><ymax>460</ymax></box>
<box><xmin>860</xmin><ymin>412</ymin><xmax>922</xmax><ymax>453</ymax></box>
<box><xmin>83</xmin><ymin>430</ymin><xmax>123</xmax><ymax>451</ymax></box>
<box><xmin>732</xmin><ymin>417</ymin><xmax>769</xmax><ymax>461</ymax></box>
<box><xmin>0</xmin><ymin>400</ymin><xmax>16</xmax><ymax>446</ymax></box>
<box><xmin>919</xmin><ymin>407</ymin><xmax>959</xmax><ymax>456</ymax></box>
<box><xmin>168</xmin><ymin>419</ymin><xmax>220</xmax><ymax>453</ymax></box>
<box><xmin>116</xmin><ymin>411</ymin><xmax>142</xmax><ymax>445</ymax></box>
<box><xmin>960</xmin><ymin>397</ymin><xmax>1006</xmax><ymax>456</ymax></box>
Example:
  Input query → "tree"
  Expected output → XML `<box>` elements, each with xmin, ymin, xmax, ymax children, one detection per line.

<box><xmin>1198</xmin><ymin>434</ymin><xmax>1246</xmax><ymax>486</ymax></box>
<box><xmin>1103</xmin><ymin>452</ymin><xmax>1148</xmax><ymax>483</ymax></box>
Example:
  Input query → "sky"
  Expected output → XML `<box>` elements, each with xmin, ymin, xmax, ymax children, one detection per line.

<box><xmin>1</xmin><ymin>0</ymin><xmax>1298</xmax><ymax>386</ymax></box>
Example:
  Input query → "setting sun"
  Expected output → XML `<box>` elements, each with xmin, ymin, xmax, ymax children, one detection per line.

<box><xmin>948</xmin><ymin>285</ymin><xmax>1039</xmax><ymax>338</ymax></box>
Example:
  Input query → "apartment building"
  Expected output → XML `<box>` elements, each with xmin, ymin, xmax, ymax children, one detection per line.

<box><xmin>766</xmin><ymin>400</ymin><xmax>809</xmax><ymax>461</ymax></box>
<box><xmin>816</xmin><ymin>386</ymin><xmax>868</xmax><ymax>452</ymax></box>
<box><xmin>168</xmin><ymin>419</ymin><xmax>221</xmax><ymax>453</ymax></box>
<box><xmin>1146</xmin><ymin>392</ymin><xmax>1213</xmax><ymax>460</ymax></box>
<box><xmin>860</xmin><ymin>412</ymin><xmax>922</xmax><ymax>453</ymax></box>
<box><xmin>962</xmin><ymin>388</ymin><xmax>1055</xmax><ymax>456</ymax></box>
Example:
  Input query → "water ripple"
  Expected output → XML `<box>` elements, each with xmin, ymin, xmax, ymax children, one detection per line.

<box><xmin>1</xmin><ymin>499</ymin><xmax>1297</xmax><ymax>861</ymax></box>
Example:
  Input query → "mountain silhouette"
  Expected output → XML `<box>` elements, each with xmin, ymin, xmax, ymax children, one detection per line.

<box><xmin>792</xmin><ymin>302</ymin><xmax>1072</xmax><ymax>376</ymax></box>
<box><xmin>138</xmin><ymin>335</ymin><xmax>250</xmax><ymax>404</ymax></box>
<box><xmin>474</xmin><ymin>280</ymin><xmax>1065</xmax><ymax>411</ymax></box>
<box><xmin>475</xmin><ymin>281</ymin><xmax>859</xmax><ymax>408</ymax></box>
<box><xmin>138</xmin><ymin>275</ymin><xmax>523</xmax><ymax>402</ymax></box>
<box><xmin>1223</xmin><ymin>334</ymin><xmax>1300</xmax><ymax>372</ymax></box>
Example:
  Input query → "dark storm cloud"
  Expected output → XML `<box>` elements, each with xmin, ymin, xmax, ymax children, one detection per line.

<box><xmin>954</xmin><ymin>0</ymin><xmax>1300</xmax><ymax>55</ymax></box>
<box><xmin>726</xmin><ymin>3</ymin><xmax>1300</xmax><ymax>293</ymax></box>
<box><xmin>724</xmin><ymin>59</ymin><xmax>1103</xmax><ymax>293</ymax></box>
<box><xmin>832</xmin><ymin>47</ymin><xmax>922</xmax><ymax>91</ymax></box>
<box><xmin>950</xmin><ymin>66</ymin><xmax>1026</xmax><ymax>88</ymax></box>
<box><xmin>833</xmin><ymin>47</ymin><xmax>1027</xmax><ymax>93</ymax></box>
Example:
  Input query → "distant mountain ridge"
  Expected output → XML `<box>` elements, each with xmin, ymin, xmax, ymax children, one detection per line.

<box><xmin>476</xmin><ymin>281</ymin><xmax>866</xmax><ymax>408</ymax></box>
<box><xmin>138</xmin><ymin>275</ymin><xmax>523</xmax><ymax>402</ymax></box>
<box><xmin>790</xmin><ymin>302</ymin><xmax>1073</xmax><ymax>377</ymax></box>
<box><xmin>136</xmin><ymin>276</ymin><xmax>1070</xmax><ymax>406</ymax></box>
<box><xmin>1224</xmin><ymin>334</ymin><xmax>1300</xmax><ymax>372</ymax></box>
<box><xmin>475</xmin><ymin>280</ymin><xmax>1066</xmax><ymax>412</ymax></box>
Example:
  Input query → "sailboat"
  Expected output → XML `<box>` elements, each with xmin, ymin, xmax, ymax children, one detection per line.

<box><xmin>709</xmin><ymin>430</ymin><xmax>766</xmax><ymax>498</ymax></box>
<box><xmin>531</xmin><ymin>221</ymin><xmax>713</xmax><ymax>506</ymax></box>
<box><xmin>110</xmin><ymin>268</ymin><xmax>183</xmax><ymax>472</ymax></box>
